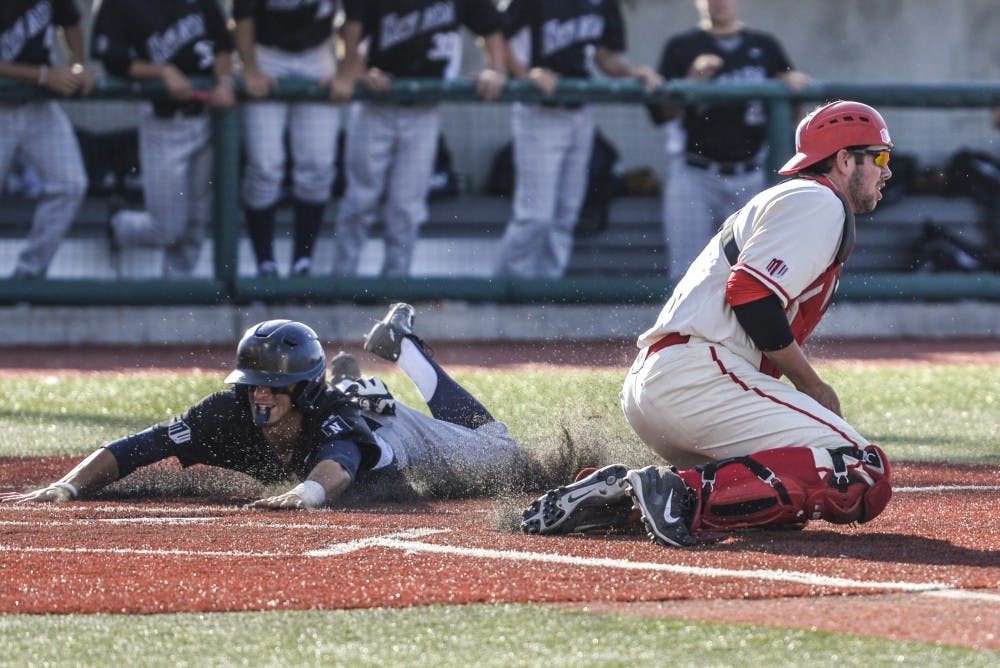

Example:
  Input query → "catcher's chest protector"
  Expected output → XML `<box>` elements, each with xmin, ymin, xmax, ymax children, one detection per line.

<box><xmin>677</xmin><ymin>445</ymin><xmax>892</xmax><ymax>533</ymax></box>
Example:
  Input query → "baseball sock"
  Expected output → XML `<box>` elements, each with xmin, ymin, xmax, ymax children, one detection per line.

<box><xmin>397</xmin><ymin>337</ymin><xmax>494</xmax><ymax>429</ymax></box>
<box><xmin>245</xmin><ymin>205</ymin><xmax>276</xmax><ymax>265</ymax></box>
<box><xmin>292</xmin><ymin>199</ymin><xmax>325</xmax><ymax>271</ymax></box>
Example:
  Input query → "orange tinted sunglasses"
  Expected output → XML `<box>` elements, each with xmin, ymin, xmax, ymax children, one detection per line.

<box><xmin>851</xmin><ymin>148</ymin><xmax>891</xmax><ymax>169</ymax></box>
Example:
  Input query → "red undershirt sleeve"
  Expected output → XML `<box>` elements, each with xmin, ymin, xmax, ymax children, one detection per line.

<box><xmin>725</xmin><ymin>267</ymin><xmax>775</xmax><ymax>306</ymax></box>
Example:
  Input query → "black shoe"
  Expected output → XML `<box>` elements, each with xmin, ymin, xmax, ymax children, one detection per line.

<box><xmin>363</xmin><ymin>303</ymin><xmax>420</xmax><ymax>362</ymax></box>
<box><xmin>627</xmin><ymin>465</ymin><xmax>696</xmax><ymax>547</ymax></box>
<box><xmin>521</xmin><ymin>464</ymin><xmax>632</xmax><ymax>535</ymax></box>
<box><xmin>107</xmin><ymin>194</ymin><xmax>124</xmax><ymax>257</ymax></box>
<box><xmin>329</xmin><ymin>350</ymin><xmax>361</xmax><ymax>384</ymax></box>
<box><xmin>257</xmin><ymin>260</ymin><xmax>279</xmax><ymax>278</ymax></box>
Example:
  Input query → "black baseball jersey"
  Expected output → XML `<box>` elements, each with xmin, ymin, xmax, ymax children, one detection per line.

<box><xmin>343</xmin><ymin>0</ymin><xmax>503</xmax><ymax>78</ymax></box>
<box><xmin>90</xmin><ymin>0</ymin><xmax>234</xmax><ymax>79</ymax></box>
<box><xmin>501</xmin><ymin>0</ymin><xmax>626</xmax><ymax>78</ymax></box>
<box><xmin>657</xmin><ymin>29</ymin><xmax>794</xmax><ymax>162</ymax></box>
<box><xmin>109</xmin><ymin>386</ymin><xmax>381</xmax><ymax>484</ymax></box>
<box><xmin>0</xmin><ymin>0</ymin><xmax>80</xmax><ymax>65</ymax></box>
<box><xmin>232</xmin><ymin>0</ymin><xmax>339</xmax><ymax>53</ymax></box>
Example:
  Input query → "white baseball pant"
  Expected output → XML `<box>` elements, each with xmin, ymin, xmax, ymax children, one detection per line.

<box><xmin>662</xmin><ymin>156</ymin><xmax>764</xmax><ymax>282</ymax></box>
<box><xmin>241</xmin><ymin>43</ymin><xmax>339</xmax><ymax>208</ymax></box>
<box><xmin>495</xmin><ymin>103</ymin><xmax>594</xmax><ymax>278</ymax></box>
<box><xmin>0</xmin><ymin>101</ymin><xmax>87</xmax><ymax>277</ymax></box>
<box><xmin>621</xmin><ymin>336</ymin><xmax>870</xmax><ymax>470</ymax></box>
<box><xmin>367</xmin><ymin>402</ymin><xmax>524</xmax><ymax>478</ymax></box>
<box><xmin>110</xmin><ymin>105</ymin><xmax>213</xmax><ymax>278</ymax></box>
<box><xmin>332</xmin><ymin>102</ymin><xmax>439</xmax><ymax>277</ymax></box>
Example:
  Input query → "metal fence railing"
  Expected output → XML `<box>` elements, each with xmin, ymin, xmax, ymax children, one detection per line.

<box><xmin>1</xmin><ymin>77</ymin><xmax>999</xmax><ymax>305</ymax></box>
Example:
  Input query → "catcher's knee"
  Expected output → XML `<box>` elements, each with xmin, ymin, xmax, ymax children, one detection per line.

<box><xmin>812</xmin><ymin>445</ymin><xmax>892</xmax><ymax>524</ymax></box>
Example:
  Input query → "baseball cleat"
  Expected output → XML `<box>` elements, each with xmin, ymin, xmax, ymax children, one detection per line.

<box><xmin>328</xmin><ymin>350</ymin><xmax>361</xmax><ymax>384</ymax></box>
<box><xmin>291</xmin><ymin>257</ymin><xmax>312</xmax><ymax>276</ymax></box>
<box><xmin>257</xmin><ymin>260</ymin><xmax>279</xmax><ymax>278</ymax></box>
<box><xmin>627</xmin><ymin>465</ymin><xmax>696</xmax><ymax>547</ymax></box>
<box><xmin>521</xmin><ymin>464</ymin><xmax>632</xmax><ymax>535</ymax></box>
<box><xmin>106</xmin><ymin>195</ymin><xmax>124</xmax><ymax>257</ymax></box>
<box><xmin>363</xmin><ymin>303</ymin><xmax>424</xmax><ymax>361</ymax></box>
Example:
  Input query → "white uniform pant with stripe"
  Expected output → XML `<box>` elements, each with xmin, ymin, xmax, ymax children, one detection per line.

<box><xmin>241</xmin><ymin>43</ymin><xmax>339</xmax><ymax>208</ymax></box>
<box><xmin>495</xmin><ymin>103</ymin><xmax>594</xmax><ymax>278</ymax></box>
<box><xmin>332</xmin><ymin>102</ymin><xmax>439</xmax><ymax>277</ymax></box>
<box><xmin>110</xmin><ymin>106</ymin><xmax>213</xmax><ymax>278</ymax></box>
<box><xmin>0</xmin><ymin>101</ymin><xmax>87</xmax><ymax>277</ymax></box>
<box><xmin>621</xmin><ymin>337</ymin><xmax>869</xmax><ymax>470</ymax></box>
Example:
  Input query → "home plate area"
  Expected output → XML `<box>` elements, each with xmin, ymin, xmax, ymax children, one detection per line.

<box><xmin>1</xmin><ymin>466</ymin><xmax>998</xmax><ymax>638</ymax></box>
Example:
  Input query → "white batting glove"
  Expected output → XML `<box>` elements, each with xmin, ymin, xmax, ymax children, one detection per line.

<box><xmin>335</xmin><ymin>376</ymin><xmax>396</xmax><ymax>415</ymax></box>
<box><xmin>248</xmin><ymin>480</ymin><xmax>325</xmax><ymax>510</ymax></box>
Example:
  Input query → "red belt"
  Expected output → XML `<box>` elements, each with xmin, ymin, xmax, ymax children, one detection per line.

<box><xmin>645</xmin><ymin>332</ymin><xmax>690</xmax><ymax>359</ymax></box>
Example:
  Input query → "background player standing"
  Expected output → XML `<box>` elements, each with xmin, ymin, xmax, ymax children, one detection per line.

<box><xmin>329</xmin><ymin>0</ymin><xmax>508</xmax><ymax>278</ymax></box>
<box><xmin>495</xmin><ymin>0</ymin><xmax>660</xmax><ymax>279</ymax></box>
<box><xmin>1</xmin><ymin>305</ymin><xmax>524</xmax><ymax>508</ymax></box>
<box><xmin>650</xmin><ymin>0</ymin><xmax>809</xmax><ymax>282</ymax></box>
<box><xmin>92</xmin><ymin>0</ymin><xmax>236</xmax><ymax>278</ymax></box>
<box><xmin>234</xmin><ymin>0</ymin><xmax>343</xmax><ymax>278</ymax></box>
<box><xmin>0</xmin><ymin>0</ymin><xmax>95</xmax><ymax>279</ymax></box>
<box><xmin>525</xmin><ymin>101</ymin><xmax>894</xmax><ymax>548</ymax></box>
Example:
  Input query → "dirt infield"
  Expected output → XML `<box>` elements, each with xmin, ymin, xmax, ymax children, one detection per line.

<box><xmin>1</xmin><ymin>339</ymin><xmax>998</xmax><ymax>650</ymax></box>
<box><xmin>0</xmin><ymin>457</ymin><xmax>998</xmax><ymax>649</ymax></box>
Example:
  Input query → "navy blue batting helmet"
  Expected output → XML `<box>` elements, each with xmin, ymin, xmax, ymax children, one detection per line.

<box><xmin>225</xmin><ymin>320</ymin><xmax>327</xmax><ymax>410</ymax></box>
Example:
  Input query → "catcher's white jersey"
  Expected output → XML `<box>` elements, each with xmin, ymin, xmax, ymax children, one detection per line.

<box><xmin>638</xmin><ymin>178</ymin><xmax>846</xmax><ymax>369</ymax></box>
<box><xmin>623</xmin><ymin>178</ymin><xmax>864</xmax><ymax>468</ymax></box>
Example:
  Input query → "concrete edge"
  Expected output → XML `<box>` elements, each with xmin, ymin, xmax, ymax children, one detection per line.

<box><xmin>0</xmin><ymin>301</ymin><xmax>996</xmax><ymax>346</ymax></box>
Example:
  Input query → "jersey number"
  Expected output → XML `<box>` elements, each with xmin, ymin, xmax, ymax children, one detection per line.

<box><xmin>428</xmin><ymin>31</ymin><xmax>462</xmax><ymax>79</ymax></box>
<box><xmin>194</xmin><ymin>40</ymin><xmax>215</xmax><ymax>70</ymax></box>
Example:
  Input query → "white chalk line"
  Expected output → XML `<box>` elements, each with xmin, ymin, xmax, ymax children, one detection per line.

<box><xmin>0</xmin><ymin>518</ymin><xmax>372</xmax><ymax>530</ymax></box>
<box><xmin>0</xmin><ymin>544</ymin><xmax>294</xmax><ymax>558</ymax></box>
<box><xmin>895</xmin><ymin>485</ymin><xmax>1000</xmax><ymax>493</ymax></box>
<box><xmin>319</xmin><ymin>533</ymin><xmax>998</xmax><ymax>603</ymax></box>
<box><xmin>0</xmin><ymin>529</ymin><xmax>442</xmax><ymax>560</ymax></box>
<box><xmin>1</xmin><ymin>526</ymin><xmax>995</xmax><ymax>603</ymax></box>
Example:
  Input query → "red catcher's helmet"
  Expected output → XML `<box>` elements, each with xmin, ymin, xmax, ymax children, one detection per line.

<box><xmin>778</xmin><ymin>100</ymin><xmax>893</xmax><ymax>175</ymax></box>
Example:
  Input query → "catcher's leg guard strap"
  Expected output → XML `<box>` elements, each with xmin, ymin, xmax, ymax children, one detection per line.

<box><xmin>678</xmin><ymin>445</ymin><xmax>893</xmax><ymax>532</ymax></box>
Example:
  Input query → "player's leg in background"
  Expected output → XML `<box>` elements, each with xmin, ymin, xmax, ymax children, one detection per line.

<box><xmin>110</xmin><ymin>107</ymin><xmax>198</xmax><ymax>275</ymax></box>
<box><xmin>288</xmin><ymin>99</ymin><xmax>338</xmax><ymax>275</ymax></box>
<box><xmin>13</xmin><ymin>102</ymin><xmax>88</xmax><ymax>278</ymax></box>
<box><xmin>0</xmin><ymin>109</ymin><xmax>27</xmax><ymax>277</ymax></box>
<box><xmin>495</xmin><ymin>104</ymin><xmax>565</xmax><ymax>277</ymax></box>
<box><xmin>545</xmin><ymin>106</ymin><xmax>595</xmax><ymax>278</ymax></box>
<box><xmin>331</xmin><ymin>103</ymin><xmax>392</xmax><ymax>276</ymax></box>
<box><xmin>168</xmin><ymin>120</ymin><xmax>215</xmax><ymax>278</ymax></box>
<box><xmin>285</xmin><ymin>43</ymin><xmax>338</xmax><ymax>276</ymax></box>
<box><xmin>662</xmin><ymin>160</ymin><xmax>715</xmax><ymax>283</ymax></box>
<box><xmin>241</xmin><ymin>99</ymin><xmax>289</xmax><ymax>275</ymax></box>
<box><xmin>709</xmin><ymin>168</ymin><xmax>765</xmax><ymax>229</ymax></box>
<box><xmin>157</xmin><ymin>115</ymin><xmax>212</xmax><ymax>278</ymax></box>
<box><xmin>381</xmin><ymin>106</ymin><xmax>439</xmax><ymax>277</ymax></box>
